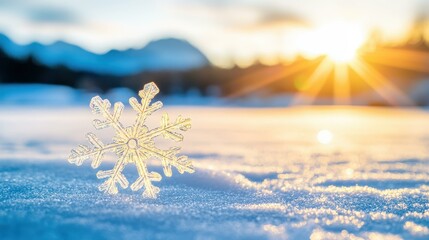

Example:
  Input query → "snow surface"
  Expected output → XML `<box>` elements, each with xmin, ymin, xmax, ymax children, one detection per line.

<box><xmin>0</xmin><ymin>106</ymin><xmax>429</xmax><ymax>239</ymax></box>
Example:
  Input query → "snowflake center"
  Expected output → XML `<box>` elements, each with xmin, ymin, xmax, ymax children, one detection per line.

<box><xmin>127</xmin><ymin>138</ymin><xmax>138</xmax><ymax>149</ymax></box>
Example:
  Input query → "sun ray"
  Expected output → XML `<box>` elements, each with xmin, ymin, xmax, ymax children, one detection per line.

<box><xmin>349</xmin><ymin>59</ymin><xmax>414</xmax><ymax>106</ymax></box>
<box><xmin>364</xmin><ymin>48</ymin><xmax>429</xmax><ymax>73</ymax></box>
<box><xmin>292</xmin><ymin>57</ymin><xmax>333</xmax><ymax>105</ymax></box>
<box><xmin>226</xmin><ymin>59</ymin><xmax>320</xmax><ymax>98</ymax></box>
<box><xmin>333</xmin><ymin>63</ymin><xmax>350</xmax><ymax>105</ymax></box>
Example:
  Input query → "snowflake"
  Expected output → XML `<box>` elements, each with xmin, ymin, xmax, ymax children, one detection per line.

<box><xmin>68</xmin><ymin>82</ymin><xmax>194</xmax><ymax>198</ymax></box>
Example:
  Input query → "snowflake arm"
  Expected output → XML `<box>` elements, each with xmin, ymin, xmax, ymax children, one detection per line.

<box><xmin>90</xmin><ymin>96</ymin><xmax>128</xmax><ymax>138</ymax></box>
<box><xmin>131</xmin><ymin>150</ymin><xmax>162</xmax><ymax>198</ymax></box>
<box><xmin>144</xmin><ymin>114</ymin><xmax>192</xmax><ymax>142</ymax></box>
<box><xmin>68</xmin><ymin>133</ymin><xmax>125</xmax><ymax>168</ymax></box>
<box><xmin>140</xmin><ymin>144</ymin><xmax>194</xmax><ymax>177</ymax></box>
<box><xmin>96</xmin><ymin>149</ymin><xmax>130</xmax><ymax>195</ymax></box>
<box><xmin>129</xmin><ymin>82</ymin><xmax>163</xmax><ymax>132</ymax></box>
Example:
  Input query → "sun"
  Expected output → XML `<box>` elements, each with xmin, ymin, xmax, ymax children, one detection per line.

<box><xmin>296</xmin><ymin>23</ymin><xmax>366</xmax><ymax>63</ymax></box>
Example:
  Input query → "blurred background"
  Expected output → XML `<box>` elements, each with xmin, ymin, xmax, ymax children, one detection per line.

<box><xmin>0</xmin><ymin>0</ymin><xmax>429</xmax><ymax>107</ymax></box>
<box><xmin>2</xmin><ymin>2</ymin><xmax>429</xmax><ymax>239</ymax></box>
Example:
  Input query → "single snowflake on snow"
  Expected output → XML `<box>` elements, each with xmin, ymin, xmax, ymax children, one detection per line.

<box><xmin>68</xmin><ymin>82</ymin><xmax>194</xmax><ymax>198</ymax></box>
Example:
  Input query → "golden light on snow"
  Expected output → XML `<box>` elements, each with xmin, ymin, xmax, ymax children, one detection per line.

<box><xmin>317</xmin><ymin>129</ymin><xmax>333</xmax><ymax>145</ymax></box>
<box><xmin>345</xmin><ymin>168</ymin><xmax>354</xmax><ymax>177</ymax></box>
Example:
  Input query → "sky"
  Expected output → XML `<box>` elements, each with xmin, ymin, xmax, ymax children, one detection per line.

<box><xmin>0</xmin><ymin>0</ymin><xmax>427</xmax><ymax>67</ymax></box>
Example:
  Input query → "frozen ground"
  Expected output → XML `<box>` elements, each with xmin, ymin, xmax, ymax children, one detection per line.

<box><xmin>0</xmin><ymin>106</ymin><xmax>429</xmax><ymax>239</ymax></box>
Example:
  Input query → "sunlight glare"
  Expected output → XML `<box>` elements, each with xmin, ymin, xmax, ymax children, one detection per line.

<box><xmin>317</xmin><ymin>129</ymin><xmax>333</xmax><ymax>145</ymax></box>
<box><xmin>296</xmin><ymin>23</ymin><xmax>366</xmax><ymax>63</ymax></box>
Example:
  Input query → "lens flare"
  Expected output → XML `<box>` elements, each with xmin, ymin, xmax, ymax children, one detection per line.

<box><xmin>317</xmin><ymin>129</ymin><xmax>333</xmax><ymax>144</ymax></box>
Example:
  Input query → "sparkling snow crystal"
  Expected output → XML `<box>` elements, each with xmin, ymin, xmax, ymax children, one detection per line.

<box><xmin>68</xmin><ymin>82</ymin><xmax>194</xmax><ymax>198</ymax></box>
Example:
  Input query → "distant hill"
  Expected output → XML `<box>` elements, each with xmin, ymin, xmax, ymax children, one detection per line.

<box><xmin>0</xmin><ymin>34</ymin><xmax>210</xmax><ymax>76</ymax></box>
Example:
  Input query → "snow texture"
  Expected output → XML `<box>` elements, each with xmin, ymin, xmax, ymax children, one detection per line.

<box><xmin>1</xmin><ymin>106</ymin><xmax>429</xmax><ymax>239</ymax></box>
<box><xmin>68</xmin><ymin>82</ymin><xmax>193</xmax><ymax>198</ymax></box>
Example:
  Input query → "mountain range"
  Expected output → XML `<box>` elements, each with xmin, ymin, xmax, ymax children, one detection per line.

<box><xmin>0</xmin><ymin>34</ymin><xmax>210</xmax><ymax>76</ymax></box>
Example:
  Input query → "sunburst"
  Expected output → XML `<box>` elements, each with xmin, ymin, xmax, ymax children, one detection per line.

<box><xmin>226</xmin><ymin>23</ymin><xmax>428</xmax><ymax>106</ymax></box>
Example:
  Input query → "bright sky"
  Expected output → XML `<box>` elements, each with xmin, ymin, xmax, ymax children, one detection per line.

<box><xmin>0</xmin><ymin>0</ymin><xmax>427</xmax><ymax>67</ymax></box>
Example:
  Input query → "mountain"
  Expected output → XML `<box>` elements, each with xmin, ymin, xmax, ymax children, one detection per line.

<box><xmin>0</xmin><ymin>34</ymin><xmax>210</xmax><ymax>76</ymax></box>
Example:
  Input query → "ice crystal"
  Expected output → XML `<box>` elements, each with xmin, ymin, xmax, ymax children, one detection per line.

<box><xmin>68</xmin><ymin>82</ymin><xmax>194</xmax><ymax>198</ymax></box>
